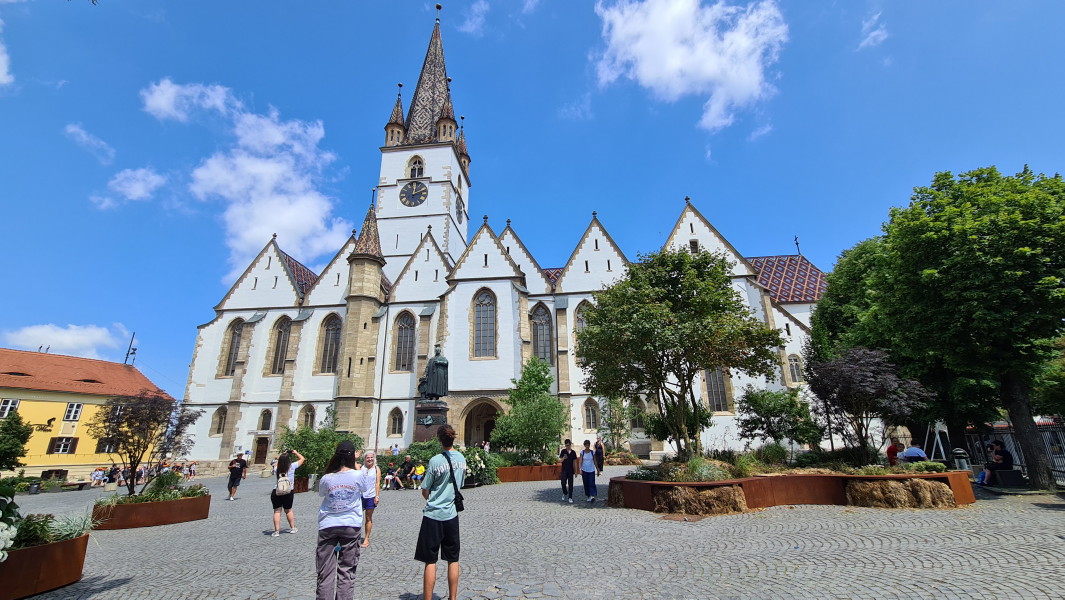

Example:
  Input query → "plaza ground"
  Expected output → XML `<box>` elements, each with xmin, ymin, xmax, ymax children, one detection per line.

<box><xmin>16</xmin><ymin>465</ymin><xmax>1065</xmax><ymax>600</ymax></box>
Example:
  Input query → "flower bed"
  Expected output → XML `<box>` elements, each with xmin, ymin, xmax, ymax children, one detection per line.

<box><xmin>496</xmin><ymin>464</ymin><xmax>561</xmax><ymax>483</ymax></box>
<box><xmin>92</xmin><ymin>495</ymin><xmax>211</xmax><ymax>530</ymax></box>
<box><xmin>0</xmin><ymin>534</ymin><xmax>88</xmax><ymax>600</ymax></box>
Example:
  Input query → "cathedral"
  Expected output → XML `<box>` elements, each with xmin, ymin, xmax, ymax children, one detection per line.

<box><xmin>182</xmin><ymin>16</ymin><xmax>826</xmax><ymax>465</ymax></box>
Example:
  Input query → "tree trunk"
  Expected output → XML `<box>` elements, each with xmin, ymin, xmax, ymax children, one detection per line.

<box><xmin>944</xmin><ymin>419</ymin><xmax>970</xmax><ymax>462</ymax></box>
<box><xmin>1001</xmin><ymin>370</ymin><xmax>1056</xmax><ymax>490</ymax></box>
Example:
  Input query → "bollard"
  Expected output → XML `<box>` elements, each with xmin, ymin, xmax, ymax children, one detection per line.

<box><xmin>952</xmin><ymin>447</ymin><xmax>970</xmax><ymax>471</ymax></box>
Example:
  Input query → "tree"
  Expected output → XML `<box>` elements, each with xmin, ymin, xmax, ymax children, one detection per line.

<box><xmin>805</xmin><ymin>347</ymin><xmax>931</xmax><ymax>464</ymax></box>
<box><xmin>1033</xmin><ymin>336</ymin><xmax>1065</xmax><ymax>418</ymax></box>
<box><xmin>598</xmin><ymin>396</ymin><xmax>640</xmax><ymax>451</ymax></box>
<box><xmin>0</xmin><ymin>412</ymin><xmax>33</xmax><ymax>472</ymax></box>
<box><xmin>735</xmin><ymin>387</ymin><xmax>823</xmax><ymax>456</ymax></box>
<box><xmin>85</xmin><ymin>391</ymin><xmax>202</xmax><ymax>496</ymax></box>
<box><xmin>490</xmin><ymin>357</ymin><xmax>568</xmax><ymax>463</ymax></box>
<box><xmin>277</xmin><ymin>407</ymin><xmax>363</xmax><ymax>477</ymax></box>
<box><xmin>877</xmin><ymin>166</ymin><xmax>1065</xmax><ymax>489</ymax></box>
<box><xmin>576</xmin><ymin>249</ymin><xmax>785</xmax><ymax>460</ymax></box>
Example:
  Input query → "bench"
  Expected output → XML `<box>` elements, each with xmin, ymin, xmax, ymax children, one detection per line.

<box><xmin>59</xmin><ymin>482</ymin><xmax>89</xmax><ymax>491</ymax></box>
<box><xmin>989</xmin><ymin>468</ymin><xmax>1026</xmax><ymax>488</ymax></box>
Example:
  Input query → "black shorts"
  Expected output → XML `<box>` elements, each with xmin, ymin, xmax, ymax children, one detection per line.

<box><xmin>228</xmin><ymin>474</ymin><xmax>242</xmax><ymax>489</ymax></box>
<box><xmin>414</xmin><ymin>515</ymin><xmax>460</xmax><ymax>564</ymax></box>
<box><xmin>985</xmin><ymin>462</ymin><xmax>1012</xmax><ymax>471</ymax></box>
<box><xmin>270</xmin><ymin>490</ymin><xmax>294</xmax><ymax>510</ymax></box>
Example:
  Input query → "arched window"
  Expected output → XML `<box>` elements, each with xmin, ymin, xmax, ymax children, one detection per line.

<box><xmin>389</xmin><ymin>408</ymin><xmax>404</xmax><ymax>436</ymax></box>
<box><xmin>300</xmin><ymin>405</ymin><xmax>316</xmax><ymax>429</ymax></box>
<box><xmin>583</xmin><ymin>399</ymin><xmax>599</xmax><ymax>431</ymax></box>
<box><xmin>630</xmin><ymin>400</ymin><xmax>647</xmax><ymax>430</ymax></box>
<box><xmin>320</xmin><ymin>315</ymin><xmax>342</xmax><ymax>373</ymax></box>
<box><xmin>409</xmin><ymin>157</ymin><xmax>424</xmax><ymax>178</ymax></box>
<box><xmin>705</xmin><ymin>368</ymin><xmax>729</xmax><ymax>412</ymax></box>
<box><xmin>473</xmin><ymin>289</ymin><xmax>497</xmax><ymax>358</ymax></box>
<box><xmin>270</xmin><ymin>317</ymin><xmax>291</xmax><ymax>375</ymax></box>
<box><xmin>212</xmin><ymin>406</ymin><xmax>227</xmax><ymax>436</ymax></box>
<box><xmin>575</xmin><ymin>303</ymin><xmax>590</xmax><ymax>333</ymax></box>
<box><xmin>394</xmin><ymin>312</ymin><xmax>416</xmax><ymax>371</ymax></box>
<box><xmin>456</xmin><ymin>198</ymin><xmax>465</xmax><ymax>224</ymax></box>
<box><xmin>259</xmin><ymin>409</ymin><xmax>272</xmax><ymax>431</ymax></box>
<box><xmin>788</xmin><ymin>355</ymin><xmax>805</xmax><ymax>383</ymax></box>
<box><xmin>222</xmin><ymin>319</ymin><xmax>244</xmax><ymax>376</ymax></box>
<box><xmin>531</xmin><ymin>304</ymin><xmax>552</xmax><ymax>364</ymax></box>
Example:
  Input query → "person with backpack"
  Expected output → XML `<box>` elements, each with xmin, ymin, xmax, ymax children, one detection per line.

<box><xmin>270</xmin><ymin>449</ymin><xmax>305</xmax><ymax>537</ymax></box>
<box><xmin>579</xmin><ymin>439</ymin><xmax>598</xmax><ymax>503</ymax></box>
<box><xmin>316</xmin><ymin>441</ymin><xmax>366</xmax><ymax>600</ymax></box>
<box><xmin>416</xmin><ymin>425</ymin><xmax>466</xmax><ymax>600</ymax></box>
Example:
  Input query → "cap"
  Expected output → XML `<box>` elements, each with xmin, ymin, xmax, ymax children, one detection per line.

<box><xmin>336</xmin><ymin>440</ymin><xmax>357</xmax><ymax>455</ymax></box>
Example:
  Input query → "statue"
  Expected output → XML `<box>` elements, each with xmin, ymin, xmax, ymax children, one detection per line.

<box><xmin>418</xmin><ymin>345</ymin><xmax>449</xmax><ymax>401</ymax></box>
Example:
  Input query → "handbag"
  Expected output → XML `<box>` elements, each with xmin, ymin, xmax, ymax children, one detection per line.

<box><xmin>441</xmin><ymin>451</ymin><xmax>465</xmax><ymax>512</ymax></box>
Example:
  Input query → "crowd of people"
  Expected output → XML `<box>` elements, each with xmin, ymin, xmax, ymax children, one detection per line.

<box><xmin>89</xmin><ymin>461</ymin><xmax>199</xmax><ymax>487</ymax></box>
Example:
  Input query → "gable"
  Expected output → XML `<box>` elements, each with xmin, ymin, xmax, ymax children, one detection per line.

<box><xmin>499</xmin><ymin>225</ymin><xmax>552</xmax><ymax>294</ymax></box>
<box><xmin>555</xmin><ymin>216</ymin><xmax>628</xmax><ymax>293</ymax></box>
<box><xmin>449</xmin><ymin>222</ymin><xmax>523</xmax><ymax>281</ymax></box>
<box><xmin>304</xmin><ymin>236</ymin><xmax>358</xmax><ymax>306</ymax></box>
<box><xmin>664</xmin><ymin>202</ymin><xmax>757</xmax><ymax>277</ymax></box>
<box><xmin>215</xmin><ymin>240</ymin><xmax>304</xmax><ymax>310</ymax></box>
<box><xmin>390</xmin><ymin>231</ymin><xmax>454</xmax><ymax>302</ymax></box>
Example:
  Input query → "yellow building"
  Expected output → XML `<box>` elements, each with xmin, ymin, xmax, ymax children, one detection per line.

<box><xmin>0</xmin><ymin>347</ymin><xmax>173</xmax><ymax>481</ymax></box>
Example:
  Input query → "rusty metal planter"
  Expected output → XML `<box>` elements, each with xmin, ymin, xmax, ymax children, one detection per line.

<box><xmin>92</xmin><ymin>495</ymin><xmax>211</xmax><ymax>530</ymax></box>
<box><xmin>0</xmin><ymin>534</ymin><xmax>89</xmax><ymax>600</ymax></box>
<box><xmin>496</xmin><ymin>464</ymin><xmax>562</xmax><ymax>483</ymax></box>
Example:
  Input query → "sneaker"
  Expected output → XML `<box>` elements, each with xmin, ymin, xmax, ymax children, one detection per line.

<box><xmin>226</xmin><ymin>497</ymin><xmax>234</xmax><ymax>501</ymax></box>
<box><xmin>289</xmin><ymin>528</ymin><xmax>298</xmax><ymax>534</ymax></box>
<box><xmin>568</xmin><ymin>498</ymin><xmax>574</xmax><ymax>504</ymax></box>
<box><xmin>271</xmin><ymin>531</ymin><xmax>280</xmax><ymax>537</ymax></box>
<box><xmin>587</xmin><ymin>497</ymin><xmax>593</xmax><ymax>502</ymax></box>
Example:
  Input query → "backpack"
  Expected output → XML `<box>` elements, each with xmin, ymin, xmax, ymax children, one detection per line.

<box><xmin>275</xmin><ymin>474</ymin><xmax>293</xmax><ymax>496</ymax></box>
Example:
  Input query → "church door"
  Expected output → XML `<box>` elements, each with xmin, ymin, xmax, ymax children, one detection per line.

<box><xmin>254</xmin><ymin>437</ymin><xmax>269</xmax><ymax>465</ymax></box>
<box><xmin>464</xmin><ymin>402</ymin><xmax>497</xmax><ymax>448</ymax></box>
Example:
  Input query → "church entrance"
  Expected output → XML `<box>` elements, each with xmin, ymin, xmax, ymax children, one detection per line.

<box><xmin>464</xmin><ymin>402</ymin><xmax>498</xmax><ymax>448</ymax></box>
<box><xmin>254</xmin><ymin>437</ymin><xmax>270</xmax><ymax>465</ymax></box>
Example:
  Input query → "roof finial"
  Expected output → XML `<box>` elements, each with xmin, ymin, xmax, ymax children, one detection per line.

<box><xmin>506</xmin><ymin>219</ymin><xmax>511</xmax><ymax>226</ymax></box>
<box><xmin>592</xmin><ymin>211</ymin><xmax>597</xmax><ymax>218</ymax></box>
<box><xmin>436</xmin><ymin>3</ymin><xmax>442</xmax><ymax>23</ymax></box>
<box><xmin>397</xmin><ymin>82</ymin><xmax>403</xmax><ymax>96</ymax></box>
<box><xmin>370</xmin><ymin>187</ymin><xmax>378</xmax><ymax>209</ymax></box>
<box><xmin>482</xmin><ymin>215</ymin><xmax>488</xmax><ymax>224</ymax></box>
<box><xmin>794</xmin><ymin>235</ymin><xmax>801</xmax><ymax>255</ymax></box>
<box><xmin>272</xmin><ymin>232</ymin><xmax>277</xmax><ymax>239</ymax></box>
<box><xmin>427</xmin><ymin>224</ymin><xmax>433</xmax><ymax>231</ymax></box>
<box><xmin>684</xmin><ymin>196</ymin><xmax>691</xmax><ymax>204</ymax></box>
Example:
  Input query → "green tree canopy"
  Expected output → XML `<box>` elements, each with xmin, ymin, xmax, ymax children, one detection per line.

<box><xmin>735</xmin><ymin>387</ymin><xmax>823</xmax><ymax>450</ymax></box>
<box><xmin>277</xmin><ymin>407</ymin><xmax>363</xmax><ymax>477</ymax></box>
<box><xmin>0</xmin><ymin>411</ymin><xmax>34</xmax><ymax>472</ymax></box>
<box><xmin>576</xmin><ymin>248</ymin><xmax>784</xmax><ymax>459</ymax></box>
<box><xmin>490</xmin><ymin>357</ymin><xmax>568</xmax><ymax>463</ymax></box>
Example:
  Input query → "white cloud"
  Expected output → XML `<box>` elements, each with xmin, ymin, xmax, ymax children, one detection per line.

<box><xmin>458</xmin><ymin>0</ymin><xmax>490</xmax><ymax>36</ymax></box>
<box><xmin>595</xmin><ymin>0</ymin><xmax>788</xmax><ymax>133</ymax></box>
<box><xmin>140</xmin><ymin>78</ymin><xmax>352</xmax><ymax>280</ymax></box>
<box><xmin>558</xmin><ymin>92</ymin><xmax>593</xmax><ymax>120</ymax></box>
<box><xmin>748</xmin><ymin>122</ymin><xmax>772</xmax><ymax>140</ymax></box>
<box><xmin>110</xmin><ymin>167</ymin><xmax>166</xmax><ymax>200</ymax></box>
<box><xmin>64</xmin><ymin>123</ymin><xmax>116</xmax><ymax>165</ymax></box>
<box><xmin>0</xmin><ymin>17</ymin><xmax>13</xmax><ymax>87</ymax></box>
<box><xmin>858</xmin><ymin>12</ymin><xmax>888</xmax><ymax>50</ymax></box>
<box><xmin>522</xmin><ymin>0</ymin><xmax>541</xmax><ymax>14</ymax></box>
<box><xmin>1</xmin><ymin>323</ymin><xmax>126</xmax><ymax>360</ymax></box>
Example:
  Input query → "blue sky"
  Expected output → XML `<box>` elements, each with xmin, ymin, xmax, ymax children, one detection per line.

<box><xmin>2</xmin><ymin>0</ymin><xmax>1063</xmax><ymax>400</ymax></box>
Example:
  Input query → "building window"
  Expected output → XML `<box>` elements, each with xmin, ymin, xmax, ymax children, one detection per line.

<box><xmin>531</xmin><ymin>304</ymin><xmax>552</xmax><ymax>364</ymax></box>
<box><xmin>706</xmin><ymin>368</ymin><xmax>730</xmax><ymax>412</ymax></box>
<box><xmin>575</xmin><ymin>303</ymin><xmax>590</xmax><ymax>333</ymax></box>
<box><xmin>212</xmin><ymin>407</ymin><xmax>228</xmax><ymax>436</ymax></box>
<box><xmin>630</xmin><ymin>401</ymin><xmax>647</xmax><ymax>430</ymax></box>
<box><xmin>409</xmin><ymin>157</ymin><xmax>424</xmax><ymax>178</ymax></box>
<box><xmin>95</xmin><ymin>438</ymin><xmax>117</xmax><ymax>454</ymax></box>
<box><xmin>300</xmin><ymin>405</ymin><xmax>316</xmax><ymax>429</ymax></box>
<box><xmin>788</xmin><ymin>355</ymin><xmax>805</xmax><ymax>383</ymax></box>
<box><xmin>583</xmin><ymin>399</ymin><xmax>599</xmax><ymax>431</ymax></box>
<box><xmin>48</xmin><ymin>437</ymin><xmax>78</xmax><ymax>454</ymax></box>
<box><xmin>320</xmin><ymin>315</ymin><xmax>342</xmax><ymax>373</ymax></box>
<box><xmin>473</xmin><ymin>289</ymin><xmax>497</xmax><ymax>358</ymax></box>
<box><xmin>456</xmin><ymin>198</ymin><xmax>465</xmax><ymax>224</ymax></box>
<box><xmin>63</xmin><ymin>402</ymin><xmax>83</xmax><ymax>421</ymax></box>
<box><xmin>0</xmin><ymin>398</ymin><xmax>19</xmax><ymax>418</ymax></box>
<box><xmin>389</xmin><ymin>408</ymin><xmax>404</xmax><ymax>436</ymax></box>
<box><xmin>689</xmin><ymin>240</ymin><xmax>699</xmax><ymax>254</ymax></box>
<box><xmin>223</xmin><ymin>319</ymin><xmax>244</xmax><ymax>376</ymax></box>
<box><xmin>394</xmin><ymin>312</ymin><xmax>416</xmax><ymax>371</ymax></box>
<box><xmin>259</xmin><ymin>409</ymin><xmax>272</xmax><ymax>431</ymax></box>
<box><xmin>271</xmin><ymin>317</ymin><xmax>292</xmax><ymax>375</ymax></box>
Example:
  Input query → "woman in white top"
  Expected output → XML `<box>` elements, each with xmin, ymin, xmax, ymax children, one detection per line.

<box><xmin>358</xmin><ymin>451</ymin><xmax>381</xmax><ymax>548</ymax></box>
<box><xmin>270</xmin><ymin>449</ymin><xmax>305</xmax><ymax>537</ymax></box>
<box><xmin>316</xmin><ymin>441</ymin><xmax>366</xmax><ymax>600</ymax></box>
<box><xmin>580</xmin><ymin>439</ymin><xmax>598</xmax><ymax>502</ymax></box>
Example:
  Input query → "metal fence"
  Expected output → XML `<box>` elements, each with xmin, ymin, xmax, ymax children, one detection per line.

<box><xmin>964</xmin><ymin>421</ymin><xmax>1065</xmax><ymax>486</ymax></box>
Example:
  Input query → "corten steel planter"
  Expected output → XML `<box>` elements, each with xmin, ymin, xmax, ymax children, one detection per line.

<box><xmin>92</xmin><ymin>495</ymin><xmax>211</xmax><ymax>530</ymax></box>
<box><xmin>608</xmin><ymin>471</ymin><xmax>975</xmax><ymax>513</ymax></box>
<box><xmin>293</xmin><ymin>477</ymin><xmax>310</xmax><ymax>493</ymax></box>
<box><xmin>496</xmin><ymin>464</ymin><xmax>562</xmax><ymax>483</ymax></box>
<box><xmin>0</xmin><ymin>534</ymin><xmax>89</xmax><ymax>600</ymax></box>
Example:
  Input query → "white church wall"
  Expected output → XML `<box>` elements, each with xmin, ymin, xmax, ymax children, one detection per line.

<box><xmin>781</xmin><ymin>303</ymin><xmax>814</xmax><ymax>328</ymax></box>
<box><xmin>304</xmin><ymin>239</ymin><xmax>355</xmax><ymax>307</ymax></box>
<box><xmin>556</xmin><ymin>226</ymin><xmax>626</xmax><ymax>294</ymax></box>
<box><xmin>223</xmin><ymin>247</ymin><xmax>301</xmax><ymax>310</ymax></box>
<box><xmin>291</xmin><ymin>309</ymin><xmax>343</xmax><ymax>403</ymax></box>
<box><xmin>445</xmin><ymin>280</ymin><xmax>524</xmax><ymax>392</ymax></box>
<box><xmin>379</xmin><ymin>303</ymin><xmax>430</xmax><ymax>400</ymax></box>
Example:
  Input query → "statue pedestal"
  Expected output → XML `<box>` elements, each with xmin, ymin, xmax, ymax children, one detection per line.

<box><xmin>413</xmin><ymin>399</ymin><xmax>450</xmax><ymax>443</ymax></box>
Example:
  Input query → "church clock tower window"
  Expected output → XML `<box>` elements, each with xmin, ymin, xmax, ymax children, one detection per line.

<box><xmin>409</xmin><ymin>157</ymin><xmax>425</xmax><ymax>178</ymax></box>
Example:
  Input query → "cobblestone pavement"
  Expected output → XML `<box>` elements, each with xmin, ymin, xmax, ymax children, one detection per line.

<box><xmin>16</xmin><ymin>466</ymin><xmax>1065</xmax><ymax>600</ymax></box>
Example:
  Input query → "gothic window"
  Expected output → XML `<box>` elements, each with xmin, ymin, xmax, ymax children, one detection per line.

<box><xmin>788</xmin><ymin>355</ymin><xmax>805</xmax><ymax>383</ymax></box>
<box><xmin>394</xmin><ymin>312</ymin><xmax>416</xmax><ymax>371</ymax></box>
<box><xmin>320</xmin><ymin>315</ymin><xmax>342</xmax><ymax>373</ymax></box>
<box><xmin>575</xmin><ymin>303</ymin><xmax>590</xmax><ymax>333</ymax></box>
<box><xmin>259</xmin><ymin>409</ymin><xmax>272</xmax><ymax>431</ymax></box>
<box><xmin>270</xmin><ymin>317</ymin><xmax>291</xmax><ymax>375</ymax></box>
<box><xmin>456</xmin><ymin>198</ymin><xmax>465</xmax><ymax>224</ymax></box>
<box><xmin>223</xmin><ymin>319</ymin><xmax>244</xmax><ymax>376</ymax></box>
<box><xmin>300</xmin><ymin>405</ymin><xmax>316</xmax><ymax>429</ymax></box>
<box><xmin>583</xmin><ymin>399</ymin><xmax>599</xmax><ymax>431</ymax></box>
<box><xmin>473</xmin><ymin>289</ymin><xmax>497</xmax><ymax>358</ymax></box>
<box><xmin>705</xmin><ymin>368</ymin><xmax>730</xmax><ymax>412</ymax></box>
<box><xmin>630</xmin><ymin>400</ymin><xmax>647</xmax><ymax>430</ymax></box>
<box><xmin>409</xmin><ymin>157</ymin><xmax>425</xmax><ymax>178</ymax></box>
<box><xmin>531</xmin><ymin>304</ymin><xmax>552</xmax><ymax>364</ymax></box>
<box><xmin>389</xmin><ymin>408</ymin><xmax>404</xmax><ymax>436</ymax></box>
<box><xmin>211</xmin><ymin>407</ymin><xmax>227</xmax><ymax>437</ymax></box>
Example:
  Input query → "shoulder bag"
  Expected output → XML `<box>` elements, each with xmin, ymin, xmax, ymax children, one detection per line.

<box><xmin>441</xmin><ymin>451</ymin><xmax>465</xmax><ymax>512</ymax></box>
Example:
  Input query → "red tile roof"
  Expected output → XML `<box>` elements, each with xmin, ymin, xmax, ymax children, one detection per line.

<box><xmin>277</xmin><ymin>249</ymin><xmax>319</xmax><ymax>297</ymax></box>
<box><xmin>543</xmin><ymin>268</ymin><xmax>563</xmax><ymax>285</ymax></box>
<box><xmin>745</xmin><ymin>255</ymin><xmax>828</xmax><ymax>303</ymax></box>
<box><xmin>0</xmin><ymin>348</ymin><xmax>172</xmax><ymax>399</ymax></box>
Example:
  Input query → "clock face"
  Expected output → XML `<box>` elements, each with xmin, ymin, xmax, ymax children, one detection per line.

<box><xmin>399</xmin><ymin>181</ymin><xmax>428</xmax><ymax>207</ymax></box>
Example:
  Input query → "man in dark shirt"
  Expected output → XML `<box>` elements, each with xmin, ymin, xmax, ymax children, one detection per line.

<box><xmin>397</xmin><ymin>455</ymin><xmax>416</xmax><ymax>489</ymax></box>
<box><xmin>979</xmin><ymin>440</ymin><xmax>1014</xmax><ymax>485</ymax></box>
<box><xmin>559</xmin><ymin>439</ymin><xmax>578</xmax><ymax>504</ymax></box>
<box><xmin>226</xmin><ymin>453</ymin><xmax>248</xmax><ymax>500</ymax></box>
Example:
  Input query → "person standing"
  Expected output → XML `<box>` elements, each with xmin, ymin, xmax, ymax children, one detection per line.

<box><xmin>416</xmin><ymin>425</ymin><xmax>466</xmax><ymax>600</ymax></box>
<box><xmin>559</xmin><ymin>439</ymin><xmax>578</xmax><ymax>504</ymax></box>
<box><xmin>358</xmin><ymin>451</ymin><xmax>381</xmax><ymax>548</ymax></box>
<box><xmin>593</xmin><ymin>437</ymin><xmax>605</xmax><ymax>474</ymax></box>
<box><xmin>579</xmin><ymin>440</ymin><xmax>598</xmax><ymax>503</ymax></box>
<box><xmin>227</xmin><ymin>453</ymin><xmax>248</xmax><ymax>500</ymax></box>
<box><xmin>886</xmin><ymin>437</ymin><xmax>903</xmax><ymax>466</ymax></box>
<box><xmin>316</xmin><ymin>441</ymin><xmax>366</xmax><ymax>600</ymax></box>
<box><xmin>270</xmin><ymin>449</ymin><xmax>305</xmax><ymax>537</ymax></box>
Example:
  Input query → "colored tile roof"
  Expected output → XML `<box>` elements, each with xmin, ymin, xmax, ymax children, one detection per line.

<box><xmin>0</xmin><ymin>347</ymin><xmax>172</xmax><ymax>399</ymax></box>
<box><xmin>543</xmin><ymin>268</ymin><xmax>563</xmax><ymax>285</ymax></box>
<box><xmin>745</xmin><ymin>254</ymin><xmax>828</xmax><ymax>303</ymax></box>
<box><xmin>353</xmin><ymin>205</ymin><xmax>383</xmax><ymax>258</ymax></box>
<box><xmin>277</xmin><ymin>249</ymin><xmax>319</xmax><ymax>297</ymax></box>
<box><xmin>404</xmin><ymin>20</ymin><xmax>450</xmax><ymax>144</ymax></box>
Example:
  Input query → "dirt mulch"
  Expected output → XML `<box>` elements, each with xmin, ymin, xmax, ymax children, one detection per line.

<box><xmin>845</xmin><ymin>478</ymin><xmax>956</xmax><ymax>509</ymax></box>
<box><xmin>652</xmin><ymin>484</ymin><xmax>748</xmax><ymax>515</ymax></box>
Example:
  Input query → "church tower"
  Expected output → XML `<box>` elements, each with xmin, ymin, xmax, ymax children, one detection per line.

<box><xmin>375</xmin><ymin>12</ymin><xmax>471</xmax><ymax>283</ymax></box>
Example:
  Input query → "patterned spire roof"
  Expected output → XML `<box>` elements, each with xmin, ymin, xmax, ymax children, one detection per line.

<box><xmin>277</xmin><ymin>248</ymin><xmax>319</xmax><ymax>297</ymax></box>
<box><xmin>405</xmin><ymin>20</ymin><xmax>450</xmax><ymax>144</ymax></box>
<box><xmin>456</xmin><ymin>125</ymin><xmax>468</xmax><ymax>157</ymax></box>
<box><xmin>745</xmin><ymin>254</ymin><xmax>828</xmax><ymax>303</ymax></box>
<box><xmin>439</xmin><ymin>93</ymin><xmax>455</xmax><ymax>122</ymax></box>
<box><xmin>388</xmin><ymin>87</ymin><xmax>405</xmax><ymax>126</ymax></box>
<box><xmin>352</xmin><ymin>204</ymin><xmax>382</xmax><ymax>258</ymax></box>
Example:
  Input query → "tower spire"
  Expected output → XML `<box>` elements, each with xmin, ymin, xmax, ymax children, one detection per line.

<box><xmin>405</xmin><ymin>9</ymin><xmax>451</xmax><ymax>144</ymax></box>
<box><xmin>352</xmin><ymin>204</ymin><xmax>383</xmax><ymax>260</ymax></box>
<box><xmin>384</xmin><ymin>83</ymin><xmax>405</xmax><ymax>146</ymax></box>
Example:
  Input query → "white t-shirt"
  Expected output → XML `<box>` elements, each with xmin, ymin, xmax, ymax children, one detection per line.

<box><xmin>274</xmin><ymin>463</ymin><xmax>298</xmax><ymax>490</ymax></box>
<box><xmin>317</xmin><ymin>469</ymin><xmax>365</xmax><ymax>530</ymax></box>
<box><xmin>358</xmin><ymin>465</ymin><xmax>379</xmax><ymax>498</ymax></box>
<box><xmin>580</xmin><ymin>449</ymin><xmax>597</xmax><ymax>473</ymax></box>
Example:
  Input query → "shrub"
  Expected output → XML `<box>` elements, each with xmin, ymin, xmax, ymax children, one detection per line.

<box><xmin>791</xmin><ymin>447</ymin><xmax>871</xmax><ymax>469</ymax></box>
<box><xmin>627</xmin><ymin>459</ymin><xmax>731</xmax><ymax>483</ymax></box>
<box><xmin>854</xmin><ymin>465</ymin><xmax>890</xmax><ymax>476</ymax></box>
<box><xmin>907</xmin><ymin>461</ymin><xmax>947</xmax><ymax>473</ymax></box>
<box><xmin>12</xmin><ymin>514</ymin><xmax>54</xmax><ymax>549</ymax></box>
<box><xmin>754</xmin><ymin>443</ymin><xmax>788</xmax><ymax>465</ymax></box>
<box><xmin>492</xmin><ymin>451</ymin><xmax>519</xmax><ymax>467</ymax></box>
<box><xmin>729</xmin><ymin>454</ymin><xmax>765</xmax><ymax>478</ymax></box>
<box><xmin>462</xmin><ymin>447</ymin><xmax>499</xmax><ymax>485</ymax></box>
<box><xmin>705</xmin><ymin>448</ymin><xmax>740</xmax><ymax>465</ymax></box>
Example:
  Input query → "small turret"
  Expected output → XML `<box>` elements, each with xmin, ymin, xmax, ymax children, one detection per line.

<box><xmin>456</xmin><ymin>115</ymin><xmax>470</xmax><ymax>174</ymax></box>
<box><xmin>436</xmin><ymin>78</ymin><xmax>457</xmax><ymax>142</ymax></box>
<box><xmin>384</xmin><ymin>83</ymin><xmax>406</xmax><ymax>147</ymax></box>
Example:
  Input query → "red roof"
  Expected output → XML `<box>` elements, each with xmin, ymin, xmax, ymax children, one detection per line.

<box><xmin>0</xmin><ymin>347</ymin><xmax>172</xmax><ymax>399</ymax></box>
<box><xmin>277</xmin><ymin>249</ymin><xmax>319</xmax><ymax>297</ymax></box>
<box><xmin>745</xmin><ymin>255</ymin><xmax>828</xmax><ymax>303</ymax></box>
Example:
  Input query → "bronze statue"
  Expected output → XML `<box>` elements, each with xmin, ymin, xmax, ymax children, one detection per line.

<box><xmin>418</xmin><ymin>345</ymin><xmax>449</xmax><ymax>400</ymax></box>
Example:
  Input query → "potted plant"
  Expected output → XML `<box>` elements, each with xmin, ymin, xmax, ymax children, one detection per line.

<box><xmin>0</xmin><ymin>485</ymin><xmax>95</xmax><ymax>600</ymax></box>
<box><xmin>92</xmin><ymin>471</ymin><xmax>211</xmax><ymax>530</ymax></box>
